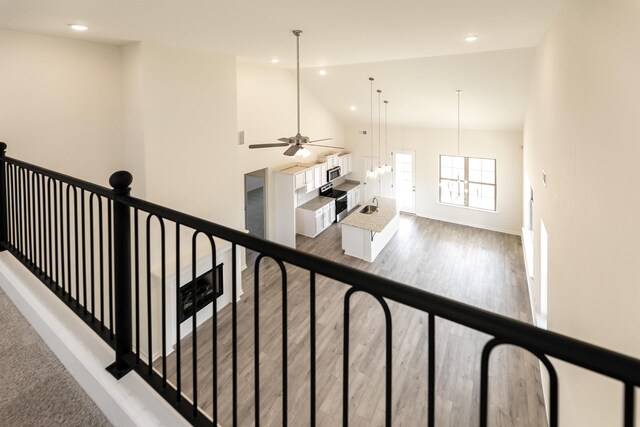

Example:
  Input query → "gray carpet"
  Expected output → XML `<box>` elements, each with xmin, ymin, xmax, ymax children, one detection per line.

<box><xmin>0</xmin><ymin>287</ymin><xmax>111</xmax><ymax>426</ymax></box>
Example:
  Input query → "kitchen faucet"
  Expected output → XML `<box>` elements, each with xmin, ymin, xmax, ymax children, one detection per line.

<box><xmin>372</xmin><ymin>197</ymin><xmax>378</xmax><ymax>208</ymax></box>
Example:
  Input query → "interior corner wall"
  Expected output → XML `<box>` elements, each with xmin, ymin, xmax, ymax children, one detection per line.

<box><xmin>121</xmin><ymin>42</ymin><xmax>146</xmax><ymax>198</ymax></box>
<box><xmin>0</xmin><ymin>29</ymin><xmax>123</xmax><ymax>185</ymax></box>
<box><xmin>133</xmin><ymin>43</ymin><xmax>243</xmax><ymax>230</ymax></box>
<box><xmin>346</xmin><ymin>125</ymin><xmax>522</xmax><ymax>235</ymax></box>
<box><xmin>523</xmin><ymin>2</ymin><xmax>640</xmax><ymax>425</ymax></box>
<box><xmin>236</xmin><ymin>62</ymin><xmax>345</xmax><ymax>240</ymax></box>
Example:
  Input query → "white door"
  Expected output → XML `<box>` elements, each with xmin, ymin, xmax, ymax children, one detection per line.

<box><xmin>393</xmin><ymin>150</ymin><xmax>416</xmax><ymax>214</ymax></box>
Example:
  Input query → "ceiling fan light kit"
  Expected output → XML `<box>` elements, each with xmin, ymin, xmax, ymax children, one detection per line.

<box><xmin>248</xmin><ymin>30</ymin><xmax>342</xmax><ymax>157</ymax></box>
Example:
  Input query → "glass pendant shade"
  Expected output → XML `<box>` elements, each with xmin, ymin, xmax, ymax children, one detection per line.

<box><xmin>383</xmin><ymin>163</ymin><xmax>392</xmax><ymax>173</ymax></box>
<box><xmin>366</xmin><ymin>168</ymin><xmax>378</xmax><ymax>179</ymax></box>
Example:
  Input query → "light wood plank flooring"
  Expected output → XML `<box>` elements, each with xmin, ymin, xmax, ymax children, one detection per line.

<box><xmin>159</xmin><ymin>214</ymin><xmax>547</xmax><ymax>426</ymax></box>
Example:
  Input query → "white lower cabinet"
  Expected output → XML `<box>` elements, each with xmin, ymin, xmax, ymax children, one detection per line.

<box><xmin>296</xmin><ymin>201</ymin><xmax>336</xmax><ymax>238</ymax></box>
<box><xmin>346</xmin><ymin>185</ymin><xmax>361</xmax><ymax>212</ymax></box>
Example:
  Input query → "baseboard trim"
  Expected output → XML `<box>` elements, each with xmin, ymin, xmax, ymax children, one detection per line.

<box><xmin>416</xmin><ymin>213</ymin><xmax>521</xmax><ymax>236</ymax></box>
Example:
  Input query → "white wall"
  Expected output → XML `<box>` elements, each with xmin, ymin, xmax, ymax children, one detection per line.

<box><xmin>523</xmin><ymin>2</ymin><xmax>640</xmax><ymax>425</ymax></box>
<box><xmin>347</xmin><ymin>126</ymin><xmax>523</xmax><ymax>234</ymax></box>
<box><xmin>236</xmin><ymin>62</ymin><xmax>345</xmax><ymax>239</ymax></box>
<box><xmin>0</xmin><ymin>30</ymin><xmax>123</xmax><ymax>185</ymax></box>
<box><xmin>130</xmin><ymin>43</ymin><xmax>243</xmax><ymax>230</ymax></box>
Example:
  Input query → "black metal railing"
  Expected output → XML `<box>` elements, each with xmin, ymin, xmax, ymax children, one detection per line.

<box><xmin>1</xmin><ymin>142</ymin><xmax>639</xmax><ymax>427</ymax></box>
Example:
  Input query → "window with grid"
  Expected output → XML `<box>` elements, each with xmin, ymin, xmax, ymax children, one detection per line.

<box><xmin>439</xmin><ymin>155</ymin><xmax>496</xmax><ymax>211</ymax></box>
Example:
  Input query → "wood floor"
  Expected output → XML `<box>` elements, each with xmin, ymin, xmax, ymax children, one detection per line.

<box><xmin>160</xmin><ymin>214</ymin><xmax>547</xmax><ymax>426</ymax></box>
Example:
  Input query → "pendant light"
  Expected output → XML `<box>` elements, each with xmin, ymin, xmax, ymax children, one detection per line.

<box><xmin>366</xmin><ymin>77</ymin><xmax>378</xmax><ymax>180</ymax></box>
<box><xmin>376</xmin><ymin>89</ymin><xmax>385</xmax><ymax>175</ymax></box>
<box><xmin>382</xmin><ymin>100</ymin><xmax>392</xmax><ymax>173</ymax></box>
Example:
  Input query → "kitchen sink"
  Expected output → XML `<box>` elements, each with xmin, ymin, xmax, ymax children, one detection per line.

<box><xmin>359</xmin><ymin>205</ymin><xmax>378</xmax><ymax>214</ymax></box>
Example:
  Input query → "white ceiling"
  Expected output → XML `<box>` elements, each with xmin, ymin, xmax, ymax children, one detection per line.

<box><xmin>0</xmin><ymin>0</ymin><xmax>564</xmax><ymax>130</ymax></box>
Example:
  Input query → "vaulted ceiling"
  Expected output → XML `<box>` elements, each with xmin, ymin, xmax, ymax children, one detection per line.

<box><xmin>0</xmin><ymin>0</ymin><xmax>564</xmax><ymax>130</ymax></box>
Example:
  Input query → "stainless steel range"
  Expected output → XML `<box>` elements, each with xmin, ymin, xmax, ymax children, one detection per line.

<box><xmin>320</xmin><ymin>183</ymin><xmax>348</xmax><ymax>222</ymax></box>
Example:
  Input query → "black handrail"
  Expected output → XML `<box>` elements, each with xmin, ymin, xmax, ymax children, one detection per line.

<box><xmin>2</xmin><ymin>145</ymin><xmax>639</xmax><ymax>427</ymax></box>
<box><xmin>121</xmin><ymin>193</ymin><xmax>640</xmax><ymax>386</ymax></box>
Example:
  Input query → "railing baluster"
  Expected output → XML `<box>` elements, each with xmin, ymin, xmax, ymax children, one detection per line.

<box><xmin>480</xmin><ymin>338</ymin><xmax>500</xmax><ymax>427</ymax></box>
<box><xmin>211</xmin><ymin>240</ymin><xmax>218</xmax><ymax>425</ymax></box>
<box><xmin>52</xmin><ymin>180</ymin><xmax>58</xmax><ymax>288</ymax></box>
<box><xmin>100</xmin><ymin>197</ymin><xmax>106</xmax><ymax>330</ymax></box>
<box><xmin>161</xmin><ymin>223</ymin><xmax>166</xmax><ymax>387</ymax></box>
<box><xmin>108</xmin><ymin>198</ymin><xmax>114</xmax><ymax>338</ymax></box>
<box><xmin>146</xmin><ymin>214</ymin><xmax>154</xmax><ymax>375</ymax></box>
<box><xmin>134</xmin><ymin>208</ymin><xmax>140</xmax><ymax>362</ymax></box>
<box><xmin>59</xmin><ymin>180</ymin><xmax>65</xmax><ymax>296</ymax></box>
<box><xmin>36</xmin><ymin>174</ymin><xmax>47</xmax><ymax>275</ymax></box>
<box><xmin>36</xmin><ymin>173</ymin><xmax>43</xmax><ymax>273</ymax></box>
<box><xmin>231</xmin><ymin>243</ymin><xmax>238</xmax><ymax>427</ymax></box>
<box><xmin>66</xmin><ymin>185</ymin><xmax>72</xmax><ymax>299</ymax></box>
<box><xmin>28</xmin><ymin>171</ymin><xmax>34</xmax><ymax>263</ymax></box>
<box><xmin>46</xmin><ymin>178</ymin><xmax>53</xmax><ymax>283</ymax></box>
<box><xmin>310</xmin><ymin>271</ymin><xmax>316</xmax><ymax>427</ymax></box>
<box><xmin>625</xmin><ymin>383</ymin><xmax>634</xmax><ymax>427</ymax></box>
<box><xmin>281</xmin><ymin>260</ymin><xmax>288</xmax><ymax>427</ymax></box>
<box><xmin>175</xmin><ymin>223</ymin><xmax>181</xmax><ymax>399</ymax></box>
<box><xmin>0</xmin><ymin>143</ymin><xmax>8</xmax><ymax>250</ymax></box>
<box><xmin>89</xmin><ymin>194</ymin><xmax>95</xmax><ymax>318</ymax></box>
<box><xmin>191</xmin><ymin>231</ymin><xmax>198</xmax><ymax>417</ymax></box>
<box><xmin>428</xmin><ymin>313</ymin><xmax>435</xmax><ymax>427</ymax></box>
<box><xmin>343</xmin><ymin>288</ymin><xmax>351</xmax><ymax>427</ymax></box>
<box><xmin>81</xmin><ymin>189</ymin><xmax>87</xmax><ymax>313</ymax></box>
<box><xmin>73</xmin><ymin>185</ymin><xmax>79</xmax><ymax>307</ymax></box>
<box><xmin>254</xmin><ymin>254</ymin><xmax>264</xmax><ymax>427</ymax></box>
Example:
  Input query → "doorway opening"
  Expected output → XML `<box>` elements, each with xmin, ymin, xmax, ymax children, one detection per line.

<box><xmin>244</xmin><ymin>169</ymin><xmax>266</xmax><ymax>239</ymax></box>
<box><xmin>540</xmin><ymin>218</ymin><xmax>548</xmax><ymax>329</ymax></box>
<box><xmin>392</xmin><ymin>150</ymin><xmax>416</xmax><ymax>214</ymax></box>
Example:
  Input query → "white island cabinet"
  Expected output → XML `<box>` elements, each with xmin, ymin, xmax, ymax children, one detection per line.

<box><xmin>341</xmin><ymin>197</ymin><xmax>399</xmax><ymax>262</ymax></box>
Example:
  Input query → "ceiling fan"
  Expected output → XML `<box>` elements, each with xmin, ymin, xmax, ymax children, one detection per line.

<box><xmin>248</xmin><ymin>30</ymin><xmax>342</xmax><ymax>157</ymax></box>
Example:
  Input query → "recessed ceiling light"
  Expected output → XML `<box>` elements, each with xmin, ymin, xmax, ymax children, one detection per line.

<box><xmin>350</xmin><ymin>106</ymin><xmax>357</xmax><ymax>111</ymax></box>
<box><xmin>318</xmin><ymin>70</ymin><xmax>327</xmax><ymax>76</ymax></box>
<box><xmin>69</xmin><ymin>24</ymin><xmax>88</xmax><ymax>32</ymax></box>
<box><xmin>270</xmin><ymin>58</ymin><xmax>280</xmax><ymax>64</ymax></box>
<box><xmin>465</xmin><ymin>35</ymin><xmax>478</xmax><ymax>42</ymax></box>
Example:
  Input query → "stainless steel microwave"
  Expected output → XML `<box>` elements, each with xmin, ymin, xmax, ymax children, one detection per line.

<box><xmin>327</xmin><ymin>166</ymin><xmax>341</xmax><ymax>182</ymax></box>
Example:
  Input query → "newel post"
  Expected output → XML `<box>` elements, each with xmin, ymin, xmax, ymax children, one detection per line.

<box><xmin>107</xmin><ymin>170</ymin><xmax>134</xmax><ymax>379</ymax></box>
<box><xmin>0</xmin><ymin>142</ymin><xmax>7</xmax><ymax>252</ymax></box>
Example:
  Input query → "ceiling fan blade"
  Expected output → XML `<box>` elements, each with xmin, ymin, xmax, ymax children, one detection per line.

<box><xmin>309</xmin><ymin>144</ymin><xmax>344</xmax><ymax>149</ymax></box>
<box><xmin>283</xmin><ymin>144</ymin><xmax>302</xmax><ymax>156</ymax></box>
<box><xmin>278</xmin><ymin>137</ymin><xmax>291</xmax><ymax>143</ymax></box>
<box><xmin>308</xmin><ymin>138</ymin><xmax>333</xmax><ymax>143</ymax></box>
<box><xmin>248</xmin><ymin>143</ymin><xmax>290</xmax><ymax>149</ymax></box>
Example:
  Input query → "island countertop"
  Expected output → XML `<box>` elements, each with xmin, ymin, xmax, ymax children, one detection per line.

<box><xmin>340</xmin><ymin>197</ymin><xmax>398</xmax><ymax>232</ymax></box>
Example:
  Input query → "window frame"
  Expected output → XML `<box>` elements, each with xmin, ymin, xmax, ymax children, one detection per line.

<box><xmin>439</xmin><ymin>155</ymin><xmax>497</xmax><ymax>211</ymax></box>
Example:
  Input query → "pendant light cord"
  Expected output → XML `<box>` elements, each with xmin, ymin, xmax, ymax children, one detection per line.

<box><xmin>370</xmin><ymin>77</ymin><xmax>374</xmax><ymax>167</ymax></box>
<box><xmin>377</xmin><ymin>90</ymin><xmax>382</xmax><ymax>166</ymax></box>
<box><xmin>457</xmin><ymin>89</ymin><xmax>461</xmax><ymax>156</ymax></box>
<box><xmin>294</xmin><ymin>30</ymin><xmax>302</xmax><ymax>135</ymax></box>
<box><xmin>384</xmin><ymin>100</ymin><xmax>388</xmax><ymax>165</ymax></box>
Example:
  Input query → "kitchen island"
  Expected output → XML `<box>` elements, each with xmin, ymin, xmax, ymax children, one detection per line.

<box><xmin>341</xmin><ymin>197</ymin><xmax>399</xmax><ymax>262</ymax></box>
